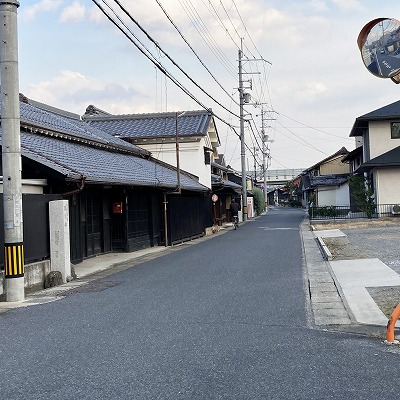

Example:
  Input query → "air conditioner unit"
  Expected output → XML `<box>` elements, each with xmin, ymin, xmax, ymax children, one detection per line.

<box><xmin>392</xmin><ymin>205</ymin><xmax>400</xmax><ymax>215</ymax></box>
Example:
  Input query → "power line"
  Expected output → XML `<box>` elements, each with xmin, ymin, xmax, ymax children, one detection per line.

<box><xmin>179</xmin><ymin>0</ymin><xmax>238</xmax><ymax>78</ymax></box>
<box><xmin>231</xmin><ymin>0</ymin><xmax>263</xmax><ymax>59</ymax></box>
<box><xmin>92</xmin><ymin>0</ymin><xmax>237</xmax><ymax>132</ymax></box>
<box><xmin>275</xmin><ymin>121</ymin><xmax>327</xmax><ymax>155</ymax></box>
<box><xmin>109</xmin><ymin>0</ymin><xmax>241</xmax><ymax>120</ymax></box>
<box><xmin>204</xmin><ymin>0</ymin><xmax>240</xmax><ymax>49</ymax></box>
<box><xmin>155</xmin><ymin>0</ymin><xmax>240</xmax><ymax>108</ymax></box>
<box><xmin>276</xmin><ymin>111</ymin><xmax>354</xmax><ymax>140</ymax></box>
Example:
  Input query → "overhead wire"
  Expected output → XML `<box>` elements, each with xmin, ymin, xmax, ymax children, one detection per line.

<box><xmin>275</xmin><ymin>121</ymin><xmax>328</xmax><ymax>155</ymax></box>
<box><xmin>155</xmin><ymin>0</ymin><xmax>240</xmax><ymax>108</ymax></box>
<box><xmin>96</xmin><ymin>0</ymin><xmax>281</xmax><ymax>172</ymax></box>
<box><xmin>91</xmin><ymin>0</ymin><xmax>238</xmax><ymax>133</ymax></box>
<box><xmin>110</xmin><ymin>0</ymin><xmax>241</xmax><ymax>120</ymax></box>
<box><xmin>231</xmin><ymin>0</ymin><xmax>264</xmax><ymax>59</ymax></box>
<box><xmin>276</xmin><ymin>111</ymin><xmax>354</xmax><ymax>140</ymax></box>
<box><xmin>203</xmin><ymin>0</ymin><xmax>240</xmax><ymax>49</ymax></box>
<box><xmin>179</xmin><ymin>0</ymin><xmax>238</xmax><ymax>78</ymax></box>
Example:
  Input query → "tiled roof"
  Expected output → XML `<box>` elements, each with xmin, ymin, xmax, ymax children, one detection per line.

<box><xmin>14</xmin><ymin>132</ymin><xmax>206</xmax><ymax>191</ymax></box>
<box><xmin>15</xmin><ymin>101</ymin><xmax>148</xmax><ymax>156</ymax></box>
<box><xmin>310</xmin><ymin>174</ymin><xmax>349</xmax><ymax>187</ymax></box>
<box><xmin>82</xmin><ymin>109</ymin><xmax>212</xmax><ymax>139</ymax></box>
<box><xmin>341</xmin><ymin>146</ymin><xmax>363</xmax><ymax>162</ymax></box>
<box><xmin>357</xmin><ymin>146</ymin><xmax>400</xmax><ymax>172</ymax></box>
<box><xmin>350</xmin><ymin>100</ymin><xmax>400</xmax><ymax>137</ymax></box>
<box><xmin>0</xmin><ymin>100</ymin><xmax>207</xmax><ymax>192</ymax></box>
<box><xmin>305</xmin><ymin>147</ymin><xmax>349</xmax><ymax>171</ymax></box>
<box><xmin>211</xmin><ymin>174</ymin><xmax>242</xmax><ymax>193</ymax></box>
<box><xmin>358</xmin><ymin>100</ymin><xmax>400</xmax><ymax>120</ymax></box>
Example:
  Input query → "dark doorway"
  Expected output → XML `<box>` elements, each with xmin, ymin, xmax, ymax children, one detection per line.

<box><xmin>86</xmin><ymin>192</ymin><xmax>102</xmax><ymax>257</ymax></box>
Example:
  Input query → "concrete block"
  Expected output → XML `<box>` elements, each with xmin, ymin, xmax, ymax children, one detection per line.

<box><xmin>24</xmin><ymin>260</ymin><xmax>51</xmax><ymax>293</ymax></box>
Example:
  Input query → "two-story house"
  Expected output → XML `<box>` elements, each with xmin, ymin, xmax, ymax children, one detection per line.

<box><xmin>347</xmin><ymin>100</ymin><xmax>400</xmax><ymax>207</ymax></box>
<box><xmin>301</xmin><ymin>147</ymin><xmax>350</xmax><ymax>207</ymax></box>
<box><xmin>82</xmin><ymin>106</ymin><xmax>220</xmax><ymax>190</ymax></box>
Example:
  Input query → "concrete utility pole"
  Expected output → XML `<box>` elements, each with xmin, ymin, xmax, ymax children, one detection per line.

<box><xmin>258</xmin><ymin>106</ymin><xmax>275</xmax><ymax>211</ymax></box>
<box><xmin>261</xmin><ymin>110</ymin><xmax>267</xmax><ymax>210</ymax></box>
<box><xmin>0</xmin><ymin>0</ymin><xmax>24</xmax><ymax>302</ymax></box>
<box><xmin>238</xmin><ymin>46</ymin><xmax>271</xmax><ymax>220</ymax></box>
<box><xmin>238</xmin><ymin>40</ymin><xmax>247</xmax><ymax>221</ymax></box>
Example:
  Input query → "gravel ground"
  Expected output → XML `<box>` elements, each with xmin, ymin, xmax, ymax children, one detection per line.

<box><xmin>312</xmin><ymin>219</ymin><xmax>400</xmax><ymax>318</ymax></box>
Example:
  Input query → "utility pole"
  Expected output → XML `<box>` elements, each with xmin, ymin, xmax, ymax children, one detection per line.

<box><xmin>253</xmin><ymin>147</ymin><xmax>258</xmax><ymax>182</ymax></box>
<box><xmin>238</xmin><ymin>39</ymin><xmax>247</xmax><ymax>221</ymax></box>
<box><xmin>261</xmin><ymin>111</ymin><xmax>267</xmax><ymax>210</ymax></box>
<box><xmin>258</xmin><ymin>105</ymin><xmax>275</xmax><ymax>211</ymax></box>
<box><xmin>238</xmin><ymin>45</ymin><xmax>271</xmax><ymax>220</ymax></box>
<box><xmin>0</xmin><ymin>0</ymin><xmax>24</xmax><ymax>301</ymax></box>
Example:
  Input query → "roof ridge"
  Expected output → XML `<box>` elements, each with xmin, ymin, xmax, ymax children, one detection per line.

<box><xmin>83</xmin><ymin>109</ymin><xmax>209</xmax><ymax>121</ymax></box>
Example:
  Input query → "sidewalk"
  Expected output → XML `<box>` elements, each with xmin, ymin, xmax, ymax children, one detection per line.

<box><xmin>302</xmin><ymin>219</ymin><xmax>400</xmax><ymax>335</ymax></box>
<box><xmin>0</xmin><ymin>246</ymin><xmax>177</xmax><ymax>314</ymax></box>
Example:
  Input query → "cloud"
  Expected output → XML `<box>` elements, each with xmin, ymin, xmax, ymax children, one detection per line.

<box><xmin>88</xmin><ymin>5</ymin><xmax>104</xmax><ymax>24</ymax></box>
<box><xmin>331</xmin><ymin>0</ymin><xmax>363</xmax><ymax>11</ymax></box>
<box><xmin>310</xmin><ymin>0</ymin><xmax>329</xmax><ymax>12</ymax></box>
<box><xmin>22</xmin><ymin>70</ymin><xmax>148</xmax><ymax>115</ymax></box>
<box><xmin>20</xmin><ymin>0</ymin><xmax>63</xmax><ymax>21</ymax></box>
<box><xmin>59</xmin><ymin>1</ymin><xmax>85</xmax><ymax>23</ymax></box>
<box><xmin>296</xmin><ymin>81</ymin><xmax>328</xmax><ymax>103</ymax></box>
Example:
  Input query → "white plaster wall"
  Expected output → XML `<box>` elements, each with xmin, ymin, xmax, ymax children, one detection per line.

<box><xmin>141</xmin><ymin>139</ymin><xmax>211</xmax><ymax>189</ymax></box>
<box><xmin>375</xmin><ymin>168</ymin><xmax>400</xmax><ymax>205</ymax></box>
<box><xmin>317</xmin><ymin>188</ymin><xmax>336</xmax><ymax>206</ymax></box>
<box><xmin>369</xmin><ymin>121</ymin><xmax>400</xmax><ymax>159</ymax></box>
<box><xmin>335</xmin><ymin>183</ymin><xmax>350</xmax><ymax>206</ymax></box>
<box><xmin>317</xmin><ymin>185</ymin><xmax>349</xmax><ymax>207</ymax></box>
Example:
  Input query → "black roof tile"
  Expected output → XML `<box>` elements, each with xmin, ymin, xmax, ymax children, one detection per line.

<box><xmin>0</xmin><ymin>100</ymin><xmax>207</xmax><ymax>192</ymax></box>
<box><xmin>82</xmin><ymin>110</ymin><xmax>213</xmax><ymax>139</ymax></box>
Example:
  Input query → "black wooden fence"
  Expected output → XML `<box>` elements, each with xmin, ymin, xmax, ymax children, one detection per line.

<box><xmin>0</xmin><ymin>194</ymin><xmax>62</xmax><ymax>268</ymax></box>
<box><xmin>168</xmin><ymin>193</ymin><xmax>212</xmax><ymax>245</ymax></box>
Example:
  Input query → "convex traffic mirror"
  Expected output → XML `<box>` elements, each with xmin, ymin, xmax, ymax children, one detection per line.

<box><xmin>358</xmin><ymin>18</ymin><xmax>400</xmax><ymax>83</ymax></box>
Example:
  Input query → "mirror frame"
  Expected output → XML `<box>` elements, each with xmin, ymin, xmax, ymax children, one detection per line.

<box><xmin>358</xmin><ymin>18</ymin><xmax>400</xmax><ymax>84</ymax></box>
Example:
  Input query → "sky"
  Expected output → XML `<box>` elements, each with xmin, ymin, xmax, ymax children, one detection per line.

<box><xmin>14</xmin><ymin>0</ymin><xmax>400</xmax><ymax>172</ymax></box>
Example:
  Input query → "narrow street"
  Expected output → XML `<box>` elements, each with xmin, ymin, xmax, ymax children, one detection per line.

<box><xmin>0</xmin><ymin>208</ymin><xmax>399</xmax><ymax>399</ymax></box>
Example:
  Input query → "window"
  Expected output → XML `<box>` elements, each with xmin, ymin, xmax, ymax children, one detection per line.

<box><xmin>204</xmin><ymin>148</ymin><xmax>211</xmax><ymax>165</ymax></box>
<box><xmin>391</xmin><ymin>122</ymin><xmax>400</xmax><ymax>139</ymax></box>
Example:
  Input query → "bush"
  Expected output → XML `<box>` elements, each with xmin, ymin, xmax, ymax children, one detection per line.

<box><xmin>288</xmin><ymin>199</ymin><xmax>302</xmax><ymax>208</ymax></box>
<box><xmin>308</xmin><ymin>206</ymin><xmax>338</xmax><ymax>218</ymax></box>
<box><xmin>252</xmin><ymin>187</ymin><xmax>265</xmax><ymax>215</ymax></box>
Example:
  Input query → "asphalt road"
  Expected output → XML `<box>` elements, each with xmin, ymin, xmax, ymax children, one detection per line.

<box><xmin>1</xmin><ymin>208</ymin><xmax>399</xmax><ymax>399</ymax></box>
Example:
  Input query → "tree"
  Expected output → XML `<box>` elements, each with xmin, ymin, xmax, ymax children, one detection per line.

<box><xmin>348</xmin><ymin>175</ymin><xmax>375</xmax><ymax>218</ymax></box>
<box><xmin>252</xmin><ymin>187</ymin><xmax>265</xmax><ymax>215</ymax></box>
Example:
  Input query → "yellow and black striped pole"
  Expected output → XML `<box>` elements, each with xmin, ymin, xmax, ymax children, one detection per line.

<box><xmin>1</xmin><ymin>0</ymin><xmax>25</xmax><ymax>301</ymax></box>
<box><xmin>4</xmin><ymin>242</ymin><xmax>24</xmax><ymax>278</ymax></box>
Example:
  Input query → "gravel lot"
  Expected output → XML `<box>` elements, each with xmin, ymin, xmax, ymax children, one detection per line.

<box><xmin>312</xmin><ymin>219</ymin><xmax>400</xmax><ymax>318</ymax></box>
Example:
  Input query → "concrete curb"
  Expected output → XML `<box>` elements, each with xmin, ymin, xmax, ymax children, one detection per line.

<box><xmin>315</xmin><ymin>236</ymin><xmax>333</xmax><ymax>261</ymax></box>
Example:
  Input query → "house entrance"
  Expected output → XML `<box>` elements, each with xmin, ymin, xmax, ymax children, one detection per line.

<box><xmin>86</xmin><ymin>193</ymin><xmax>102</xmax><ymax>257</ymax></box>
